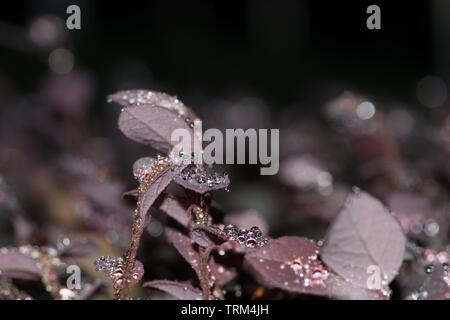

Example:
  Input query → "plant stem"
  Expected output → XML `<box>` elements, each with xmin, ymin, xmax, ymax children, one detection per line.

<box><xmin>115</xmin><ymin>211</ymin><xmax>145</xmax><ymax>300</ymax></box>
<box><xmin>199</xmin><ymin>246</ymin><xmax>212</xmax><ymax>300</ymax></box>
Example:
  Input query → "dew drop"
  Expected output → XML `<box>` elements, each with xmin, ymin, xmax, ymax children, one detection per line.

<box><xmin>352</xmin><ymin>186</ymin><xmax>361</xmax><ymax>194</ymax></box>
<box><xmin>425</xmin><ymin>264</ymin><xmax>435</xmax><ymax>274</ymax></box>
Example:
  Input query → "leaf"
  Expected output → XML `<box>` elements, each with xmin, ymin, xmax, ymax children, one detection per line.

<box><xmin>244</xmin><ymin>237</ymin><xmax>382</xmax><ymax>299</ymax></box>
<box><xmin>135</xmin><ymin>157</ymin><xmax>187</xmax><ymax>221</ymax></box>
<box><xmin>165</xmin><ymin>228</ymin><xmax>236</xmax><ymax>286</ymax></box>
<box><xmin>175</xmin><ymin>165</ymin><xmax>230</xmax><ymax>194</ymax></box>
<box><xmin>0</xmin><ymin>248</ymin><xmax>42</xmax><ymax>280</ymax></box>
<box><xmin>77</xmin><ymin>280</ymin><xmax>104</xmax><ymax>300</ymax></box>
<box><xmin>189</xmin><ymin>225</ymin><xmax>228</xmax><ymax>249</ymax></box>
<box><xmin>279</xmin><ymin>155</ymin><xmax>329</xmax><ymax>190</ymax></box>
<box><xmin>320</xmin><ymin>191</ymin><xmax>406</xmax><ymax>288</ymax></box>
<box><xmin>59</xmin><ymin>239</ymin><xmax>98</xmax><ymax>258</ymax></box>
<box><xmin>156</xmin><ymin>194</ymin><xmax>191</xmax><ymax>228</ymax></box>
<box><xmin>118</xmin><ymin>105</ymin><xmax>193</xmax><ymax>152</ymax></box>
<box><xmin>143</xmin><ymin>280</ymin><xmax>203</xmax><ymax>300</ymax></box>
<box><xmin>109</xmin><ymin>90</ymin><xmax>198</xmax><ymax>152</ymax></box>
<box><xmin>190</xmin><ymin>228</ymin><xmax>217</xmax><ymax>248</ymax></box>
<box><xmin>387</xmin><ymin>192</ymin><xmax>433</xmax><ymax>236</ymax></box>
<box><xmin>294</xmin><ymin>184</ymin><xmax>349</xmax><ymax>222</ymax></box>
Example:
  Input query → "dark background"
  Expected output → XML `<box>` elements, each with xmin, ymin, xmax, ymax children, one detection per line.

<box><xmin>0</xmin><ymin>0</ymin><xmax>435</xmax><ymax>106</ymax></box>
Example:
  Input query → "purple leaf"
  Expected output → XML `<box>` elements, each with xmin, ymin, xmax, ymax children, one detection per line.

<box><xmin>387</xmin><ymin>192</ymin><xmax>439</xmax><ymax>237</ymax></box>
<box><xmin>280</xmin><ymin>155</ymin><xmax>329</xmax><ymax>190</ymax></box>
<box><xmin>165</xmin><ymin>228</ymin><xmax>200</xmax><ymax>274</ymax></box>
<box><xmin>59</xmin><ymin>239</ymin><xmax>98</xmax><ymax>258</ymax></box>
<box><xmin>244</xmin><ymin>237</ymin><xmax>382</xmax><ymax>299</ymax></box>
<box><xmin>109</xmin><ymin>90</ymin><xmax>198</xmax><ymax>152</ymax></box>
<box><xmin>175</xmin><ymin>165</ymin><xmax>230</xmax><ymax>194</ymax></box>
<box><xmin>144</xmin><ymin>280</ymin><xmax>203</xmax><ymax>300</ymax></box>
<box><xmin>0</xmin><ymin>248</ymin><xmax>42</xmax><ymax>280</ymax></box>
<box><xmin>133</xmin><ymin>157</ymin><xmax>187</xmax><ymax>221</ymax></box>
<box><xmin>166</xmin><ymin>228</ymin><xmax>236</xmax><ymax>286</ymax></box>
<box><xmin>320</xmin><ymin>191</ymin><xmax>406</xmax><ymax>288</ymax></box>
<box><xmin>190</xmin><ymin>228</ymin><xmax>217</xmax><ymax>248</ymax></box>
<box><xmin>189</xmin><ymin>224</ymin><xmax>231</xmax><ymax>249</ymax></box>
<box><xmin>77</xmin><ymin>280</ymin><xmax>104</xmax><ymax>300</ymax></box>
<box><xmin>156</xmin><ymin>194</ymin><xmax>191</xmax><ymax>228</ymax></box>
<box><xmin>294</xmin><ymin>185</ymin><xmax>350</xmax><ymax>223</ymax></box>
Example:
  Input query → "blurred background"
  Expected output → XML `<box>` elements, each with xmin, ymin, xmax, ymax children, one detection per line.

<box><xmin>0</xmin><ymin>0</ymin><xmax>449</xmax><ymax>299</ymax></box>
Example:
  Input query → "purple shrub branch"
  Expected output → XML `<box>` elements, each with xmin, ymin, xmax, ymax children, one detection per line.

<box><xmin>4</xmin><ymin>88</ymin><xmax>447</xmax><ymax>300</ymax></box>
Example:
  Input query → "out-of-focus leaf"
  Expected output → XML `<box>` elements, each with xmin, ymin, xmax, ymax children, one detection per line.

<box><xmin>387</xmin><ymin>192</ymin><xmax>441</xmax><ymax>238</ymax></box>
<box><xmin>189</xmin><ymin>228</ymin><xmax>216</xmax><ymax>248</ymax></box>
<box><xmin>320</xmin><ymin>191</ymin><xmax>406</xmax><ymax>288</ymax></box>
<box><xmin>280</xmin><ymin>155</ymin><xmax>329</xmax><ymax>190</ymax></box>
<box><xmin>0</xmin><ymin>249</ymin><xmax>42</xmax><ymax>280</ymax></box>
<box><xmin>189</xmin><ymin>226</ymin><xmax>228</xmax><ymax>248</ymax></box>
<box><xmin>77</xmin><ymin>280</ymin><xmax>104</xmax><ymax>300</ymax></box>
<box><xmin>245</xmin><ymin>237</ymin><xmax>382</xmax><ymax>299</ymax></box>
<box><xmin>59</xmin><ymin>239</ymin><xmax>98</xmax><ymax>258</ymax></box>
<box><xmin>144</xmin><ymin>280</ymin><xmax>202</xmax><ymax>300</ymax></box>
<box><xmin>156</xmin><ymin>194</ymin><xmax>191</xmax><ymax>228</ymax></box>
<box><xmin>293</xmin><ymin>184</ymin><xmax>349</xmax><ymax>222</ymax></box>
<box><xmin>166</xmin><ymin>228</ymin><xmax>236</xmax><ymax>286</ymax></box>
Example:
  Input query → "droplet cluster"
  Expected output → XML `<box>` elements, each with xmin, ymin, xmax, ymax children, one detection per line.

<box><xmin>423</xmin><ymin>249</ymin><xmax>450</xmax><ymax>282</ymax></box>
<box><xmin>423</xmin><ymin>248</ymin><xmax>449</xmax><ymax>265</ymax></box>
<box><xmin>281</xmin><ymin>254</ymin><xmax>329</xmax><ymax>288</ymax></box>
<box><xmin>221</xmin><ymin>225</ymin><xmax>268</xmax><ymax>248</ymax></box>
<box><xmin>176</xmin><ymin>165</ymin><xmax>229</xmax><ymax>193</ymax></box>
<box><xmin>133</xmin><ymin>155</ymin><xmax>171</xmax><ymax>184</ymax></box>
<box><xmin>94</xmin><ymin>256</ymin><xmax>126</xmax><ymax>289</ymax></box>
<box><xmin>133</xmin><ymin>157</ymin><xmax>155</xmax><ymax>183</ymax></box>
<box><xmin>405</xmin><ymin>248</ymin><xmax>450</xmax><ymax>300</ymax></box>
<box><xmin>109</xmin><ymin>90</ymin><xmax>190</xmax><ymax>118</ymax></box>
